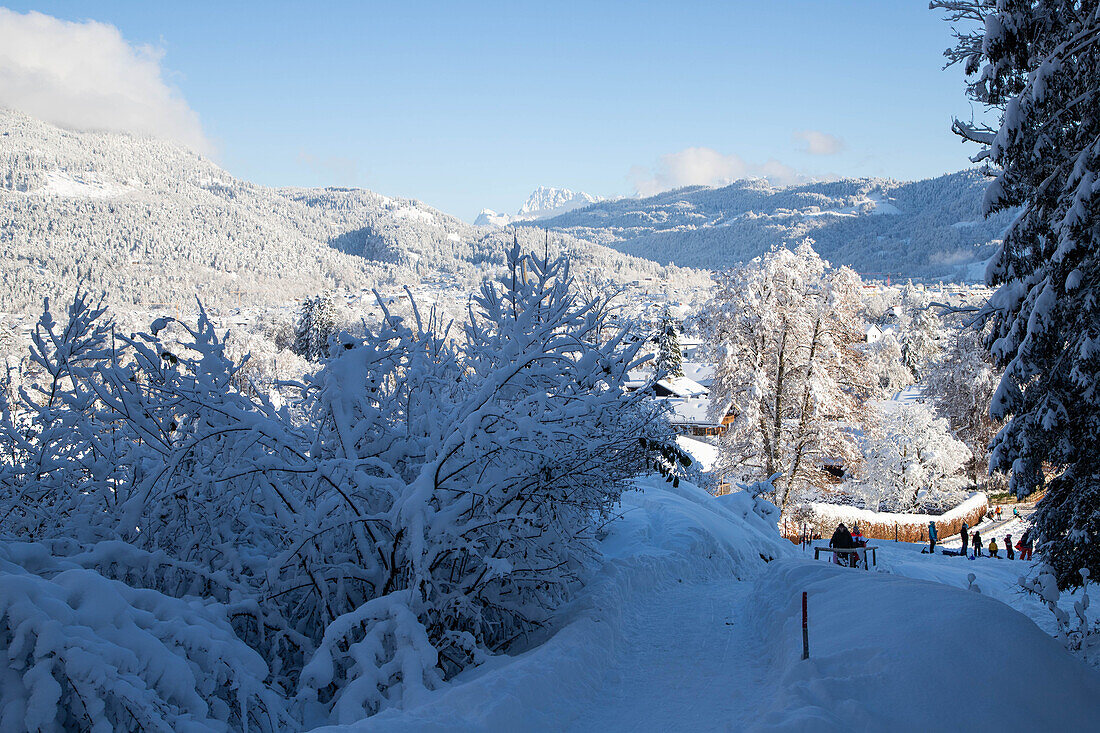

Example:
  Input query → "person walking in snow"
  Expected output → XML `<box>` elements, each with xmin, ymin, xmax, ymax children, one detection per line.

<box><xmin>1013</xmin><ymin>506</ymin><xmax>1020</xmax><ymax>519</ymax></box>
<box><xmin>996</xmin><ymin>505</ymin><xmax>1003</xmax><ymax>521</ymax></box>
<box><xmin>972</xmin><ymin>530</ymin><xmax>983</xmax><ymax>558</ymax></box>
<box><xmin>928</xmin><ymin>521</ymin><xmax>938</xmax><ymax>553</ymax></box>
<box><xmin>1005</xmin><ymin>534</ymin><xmax>1015</xmax><ymax>560</ymax></box>
<box><xmin>960</xmin><ymin>522</ymin><xmax>969</xmax><ymax>557</ymax></box>
<box><xmin>988</xmin><ymin>537</ymin><xmax>999</xmax><ymax>558</ymax></box>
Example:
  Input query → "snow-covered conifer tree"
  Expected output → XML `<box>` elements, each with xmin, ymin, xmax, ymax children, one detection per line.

<box><xmin>655</xmin><ymin>307</ymin><xmax>684</xmax><ymax>377</ymax></box>
<box><xmin>293</xmin><ymin>292</ymin><xmax>342</xmax><ymax>361</ymax></box>
<box><xmin>935</xmin><ymin>0</ymin><xmax>1100</xmax><ymax>585</ymax></box>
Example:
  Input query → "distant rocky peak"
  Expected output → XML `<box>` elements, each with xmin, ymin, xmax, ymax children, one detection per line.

<box><xmin>518</xmin><ymin>187</ymin><xmax>599</xmax><ymax>218</ymax></box>
<box><xmin>476</xmin><ymin>186</ymin><xmax>600</xmax><ymax>227</ymax></box>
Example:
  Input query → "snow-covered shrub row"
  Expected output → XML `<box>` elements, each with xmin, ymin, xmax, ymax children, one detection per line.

<box><xmin>0</xmin><ymin>245</ymin><xmax>669</xmax><ymax>729</ymax></box>
<box><xmin>788</xmin><ymin>493</ymin><xmax>988</xmax><ymax>542</ymax></box>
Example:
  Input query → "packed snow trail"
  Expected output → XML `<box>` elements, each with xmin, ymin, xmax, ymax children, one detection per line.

<box><xmin>322</xmin><ymin>481</ymin><xmax>1100</xmax><ymax>732</ymax></box>
<box><xmin>562</xmin><ymin>579</ymin><xmax>766</xmax><ymax>731</ymax></box>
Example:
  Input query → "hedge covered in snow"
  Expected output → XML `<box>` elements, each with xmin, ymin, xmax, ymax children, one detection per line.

<box><xmin>786</xmin><ymin>493</ymin><xmax>989</xmax><ymax>542</ymax></box>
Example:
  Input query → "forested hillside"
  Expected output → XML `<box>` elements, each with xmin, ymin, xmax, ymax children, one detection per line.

<box><xmin>0</xmin><ymin>109</ymin><xmax>692</xmax><ymax>315</ymax></box>
<box><xmin>538</xmin><ymin>171</ymin><xmax>1015</xmax><ymax>280</ymax></box>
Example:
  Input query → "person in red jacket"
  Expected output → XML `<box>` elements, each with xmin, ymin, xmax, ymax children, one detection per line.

<box><xmin>1019</xmin><ymin>530</ymin><xmax>1034</xmax><ymax>561</ymax></box>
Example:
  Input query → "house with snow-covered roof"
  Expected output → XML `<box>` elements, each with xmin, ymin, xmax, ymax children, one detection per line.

<box><xmin>654</xmin><ymin>375</ymin><xmax>709</xmax><ymax>399</ymax></box>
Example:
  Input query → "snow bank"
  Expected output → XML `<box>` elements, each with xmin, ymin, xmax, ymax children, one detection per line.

<box><xmin>0</xmin><ymin>546</ymin><xmax>290</xmax><ymax>731</ymax></box>
<box><xmin>870</xmin><ymin>539</ymin><xmax>1070</xmax><ymax>635</ymax></box>
<box><xmin>745</xmin><ymin>559</ymin><xmax>1100</xmax><ymax>730</ymax></box>
<box><xmin>795</xmin><ymin>493</ymin><xmax>988</xmax><ymax>542</ymax></box>
<box><xmin>315</xmin><ymin>477</ymin><xmax>792</xmax><ymax>732</ymax></box>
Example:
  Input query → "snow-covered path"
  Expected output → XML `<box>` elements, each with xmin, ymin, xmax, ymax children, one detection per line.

<box><xmin>331</xmin><ymin>482</ymin><xmax>1100</xmax><ymax>732</ymax></box>
<box><xmin>563</xmin><ymin>580</ymin><xmax>763</xmax><ymax>732</ymax></box>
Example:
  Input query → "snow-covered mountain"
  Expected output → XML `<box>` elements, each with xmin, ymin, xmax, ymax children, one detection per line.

<box><xmin>475</xmin><ymin>186</ymin><xmax>601</xmax><ymax>227</ymax></box>
<box><xmin>536</xmin><ymin>173</ymin><xmax>1014</xmax><ymax>281</ymax></box>
<box><xmin>0</xmin><ymin>109</ymin><xmax>688</xmax><ymax>315</ymax></box>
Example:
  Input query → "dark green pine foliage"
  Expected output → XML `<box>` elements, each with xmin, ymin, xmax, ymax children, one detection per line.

<box><xmin>293</xmin><ymin>292</ymin><xmax>341</xmax><ymax>362</ymax></box>
<box><xmin>936</xmin><ymin>0</ymin><xmax>1100</xmax><ymax>587</ymax></box>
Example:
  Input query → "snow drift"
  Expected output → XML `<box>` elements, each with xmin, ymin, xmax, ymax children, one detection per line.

<box><xmin>746</xmin><ymin>559</ymin><xmax>1100</xmax><ymax>730</ymax></box>
<box><xmin>317</xmin><ymin>476</ymin><xmax>793</xmax><ymax>731</ymax></box>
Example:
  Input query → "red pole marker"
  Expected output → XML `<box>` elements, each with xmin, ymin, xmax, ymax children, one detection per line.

<box><xmin>801</xmin><ymin>591</ymin><xmax>809</xmax><ymax>660</ymax></box>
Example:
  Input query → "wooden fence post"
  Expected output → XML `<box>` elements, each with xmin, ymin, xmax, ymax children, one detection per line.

<box><xmin>801</xmin><ymin>592</ymin><xmax>809</xmax><ymax>660</ymax></box>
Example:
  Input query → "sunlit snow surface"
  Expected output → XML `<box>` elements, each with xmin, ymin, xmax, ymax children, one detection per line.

<box><xmin>33</xmin><ymin>169</ymin><xmax>134</xmax><ymax>198</ymax></box>
<box><xmin>317</xmin><ymin>479</ymin><xmax>1100</xmax><ymax>732</ymax></box>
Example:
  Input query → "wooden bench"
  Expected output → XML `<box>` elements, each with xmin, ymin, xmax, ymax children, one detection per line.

<box><xmin>814</xmin><ymin>545</ymin><xmax>877</xmax><ymax>569</ymax></box>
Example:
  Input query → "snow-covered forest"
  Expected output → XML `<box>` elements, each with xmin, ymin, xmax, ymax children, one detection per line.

<box><xmin>535</xmin><ymin>170</ymin><xmax>1016</xmax><ymax>280</ymax></box>
<box><xmin>3</xmin><ymin>0</ymin><xmax>1100</xmax><ymax>728</ymax></box>
<box><xmin>0</xmin><ymin>109</ymin><xmax>706</xmax><ymax>318</ymax></box>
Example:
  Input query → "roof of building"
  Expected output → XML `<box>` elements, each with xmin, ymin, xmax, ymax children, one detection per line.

<box><xmin>680</xmin><ymin>362</ymin><xmax>714</xmax><ymax>387</ymax></box>
<box><xmin>665</xmin><ymin>397</ymin><xmax>722</xmax><ymax>427</ymax></box>
<box><xmin>656</xmin><ymin>375</ymin><xmax>710</xmax><ymax>398</ymax></box>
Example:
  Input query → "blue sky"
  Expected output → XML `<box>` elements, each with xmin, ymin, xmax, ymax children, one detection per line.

<box><xmin>1</xmin><ymin>1</ymin><xmax>982</xmax><ymax>220</ymax></box>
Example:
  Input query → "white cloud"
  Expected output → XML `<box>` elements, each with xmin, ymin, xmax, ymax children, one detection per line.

<box><xmin>630</xmin><ymin>147</ymin><xmax>804</xmax><ymax>197</ymax></box>
<box><xmin>793</xmin><ymin>129</ymin><xmax>845</xmax><ymax>156</ymax></box>
<box><xmin>0</xmin><ymin>8</ymin><xmax>210</xmax><ymax>154</ymax></box>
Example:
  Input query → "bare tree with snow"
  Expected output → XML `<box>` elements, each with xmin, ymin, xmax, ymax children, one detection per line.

<box><xmin>857</xmin><ymin>400</ymin><xmax>972</xmax><ymax>513</ymax></box>
<box><xmin>697</xmin><ymin>241</ymin><xmax>871</xmax><ymax>509</ymax></box>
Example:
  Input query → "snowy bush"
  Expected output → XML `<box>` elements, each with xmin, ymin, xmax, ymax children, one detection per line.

<box><xmin>856</xmin><ymin>401</ymin><xmax>971</xmax><ymax>513</ymax></box>
<box><xmin>1022</xmin><ymin>567</ymin><xmax>1100</xmax><ymax>667</ymax></box>
<box><xmin>0</xmin><ymin>546</ymin><xmax>291</xmax><ymax>732</ymax></box>
<box><xmin>296</xmin><ymin>243</ymin><xmax>662</xmax><ymax>716</ymax></box>
<box><xmin>0</xmin><ymin>245</ymin><xmax>666</xmax><ymax>727</ymax></box>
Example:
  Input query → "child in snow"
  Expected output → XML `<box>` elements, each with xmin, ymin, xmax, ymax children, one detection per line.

<box><xmin>1019</xmin><ymin>530</ymin><xmax>1034</xmax><ymax>561</ymax></box>
<box><xmin>1005</xmin><ymin>534</ymin><xmax>1015</xmax><ymax>560</ymax></box>
<box><xmin>988</xmin><ymin>537</ymin><xmax>999</xmax><ymax>558</ymax></box>
<box><xmin>972</xmin><ymin>531</ymin><xmax>983</xmax><ymax>558</ymax></box>
<box><xmin>851</xmin><ymin>524</ymin><xmax>864</xmax><ymax>545</ymax></box>
<box><xmin>1013</xmin><ymin>506</ymin><xmax>1020</xmax><ymax>519</ymax></box>
<box><xmin>995</xmin><ymin>506</ymin><xmax>1003</xmax><ymax>520</ymax></box>
<box><xmin>960</xmin><ymin>522</ymin><xmax>969</xmax><ymax>557</ymax></box>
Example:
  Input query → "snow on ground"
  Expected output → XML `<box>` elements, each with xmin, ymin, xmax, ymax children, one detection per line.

<box><xmin>869</xmin><ymin>538</ymin><xmax>1060</xmax><ymax>631</ymax></box>
<box><xmin>318</xmin><ymin>481</ymin><xmax>1100</xmax><ymax>732</ymax></box>
<box><xmin>865</xmin><ymin>191</ymin><xmax>902</xmax><ymax>215</ymax></box>
<box><xmin>317</xmin><ymin>477</ymin><xmax>791</xmax><ymax>732</ymax></box>
<box><xmin>748</xmin><ymin>559</ymin><xmax>1100</xmax><ymax>730</ymax></box>
<box><xmin>32</xmin><ymin>170</ymin><xmax>132</xmax><ymax>198</ymax></box>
